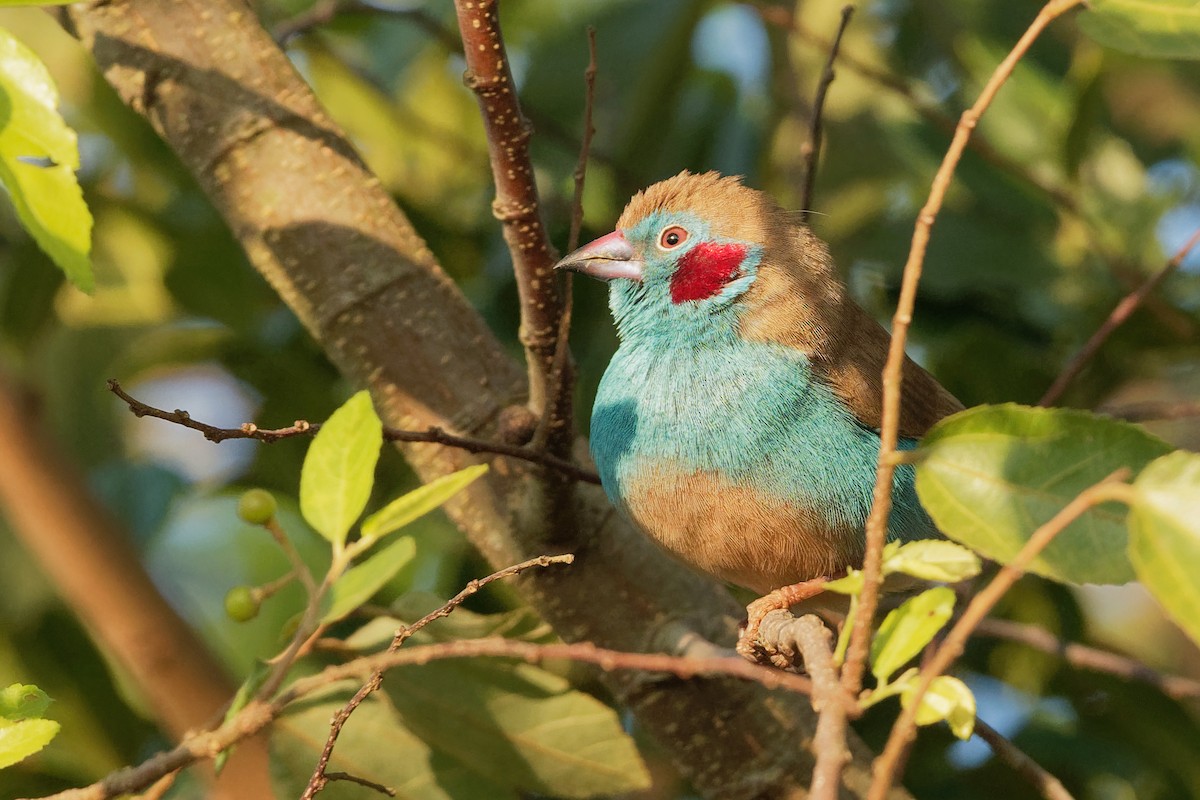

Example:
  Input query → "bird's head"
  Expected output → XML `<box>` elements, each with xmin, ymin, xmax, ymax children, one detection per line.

<box><xmin>555</xmin><ymin>171</ymin><xmax>828</xmax><ymax>345</ymax></box>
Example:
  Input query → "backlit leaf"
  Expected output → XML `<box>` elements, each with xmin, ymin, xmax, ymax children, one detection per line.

<box><xmin>871</xmin><ymin>587</ymin><xmax>955</xmax><ymax>683</ymax></box>
<box><xmin>360</xmin><ymin>465</ymin><xmax>488</xmax><ymax>546</ymax></box>
<box><xmin>1081</xmin><ymin>0</ymin><xmax>1200</xmax><ymax>60</ymax></box>
<box><xmin>883</xmin><ymin>540</ymin><xmax>982</xmax><ymax>583</ymax></box>
<box><xmin>0</xmin><ymin>27</ymin><xmax>92</xmax><ymax>290</ymax></box>
<box><xmin>901</xmin><ymin>675</ymin><xmax>977</xmax><ymax>740</ymax></box>
<box><xmin>300</xmin><ymin>391</ymin><xmax>382</xmax><ymax>546</ymax></box>
<box><xmin>916</xmin><ymin>404</ymin><xmax>1170</xmax><ymax>584</ymax></box>
<box><xmin>321</xmin><ymin>536</ymin><xmax>417</xmax><ymax>624</ymax></box>
<box><xmin>0</xmin><ymin>718</ymin><xmax>59</xmax><ymax>770</ymax></box>
<box><xmin>1128</xmin><ymin>451</ymin><xmax>1200</xmax><ymax>647</ymax></box>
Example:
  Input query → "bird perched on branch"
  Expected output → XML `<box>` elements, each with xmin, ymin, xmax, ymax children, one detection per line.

<box><xmin>555</xmin><ymin>172</ymin><xmax>961</xmax><ymax>594</ymax></box>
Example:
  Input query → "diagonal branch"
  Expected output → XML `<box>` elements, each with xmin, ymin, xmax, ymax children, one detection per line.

<box><xmin>842</xmin><ymin>0</ymin><xmax>1087</xmax><ymax>700</ymax></box>
<box><xmin>1040</xmin><ymin>226</ymin><xmax>1200</xmax><ymax>406</ymax></box>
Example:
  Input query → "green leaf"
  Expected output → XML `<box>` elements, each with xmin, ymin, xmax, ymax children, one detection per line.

<box><xmin>883</xmin><ymin>541</ymin><xmax>982</xmax><ymax>583</ymax></box>
<box><xmin>0</xmin><ymin>28</ymin><xmax>92</xmax><ymax>290</ymax></box>
<box><xmin>915</xmin><ymin>404</ymin><xmax>1170</xmax><ymax>584</ymax></box>
<box><xmin>360</xmin><ymin>465</ymin><xmax>488</xmax><ymax>546</ymax></box>
<box><xmin>272</xmin><ymin>685</ymin><xmax>516</xmax><ymax>800</ymax></box>
<box><xmin>1128</xmin><ymin>451</ymin><xmax>1200</xmax><ymax>647</ymax></box>
<box><xmin>870</xmin><ymin>587</ymin><xmax>956</xmax><ymax>683</ymax></box>
<box><xmin>0</xmin><ymin>718</ymin><xmax>60</xmax><ymax>770</ymax></box>
<box><xmin>321</xmin><ymin>536</ymin><xmax>417</xmax><ymax>624</ymax></box>
<box><xmin>0</xmin><ymin>684</ymin><xmax>51</xmax><ymax>721</ymax></box>
<box><xmin>901</xmin><ymin>675</ymin><xmax>977</xmax><ymax>740</ymax></box>
<box><xmin>1080</xmin><ymin>0</ymin><xmax>1200</xmax><ymax>60</ymax></box>
<box><xmin>859</xmin><ymin>668</ymin><xmax>919</xmax><ymax>710</ymax></box>
<box><xmin>214</xmin><ymin>662</ymin><xmax>270</xmax><ymax>775</ymax></box>
<box><xmin>823</xmin><ymin>570</ymin><xmax>863</xmax><ymax>595</ymax></box>
<box><xmin>385</xmin><ymin>659</ymin><xmax>651</xmax><ymax>797</ymax></box>
<box><xmin>300</xmin><ymin>391</ymin><xmax>383</xmax><ymax>546</ymax></box>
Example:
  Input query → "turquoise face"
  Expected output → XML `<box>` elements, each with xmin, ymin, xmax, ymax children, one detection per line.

<box><xmin>608</xmin><ymin>210</ymin><xmax>763</xmax><ymax>347</ymax></box>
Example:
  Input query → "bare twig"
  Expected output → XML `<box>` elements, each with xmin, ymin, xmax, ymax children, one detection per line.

<box><xmin>975</xmin><ymin>618</ymin><xmax>1200</xmax><ymax>700</ymax></box>
<box><xmin>1040</xmin><ymin>227</ymin><xmax>1200</xmax><ymax>406</ymax></box>
<box><xmin>452</xmin><ymin>0</ymin><xmax>570</xmax><ymax>440</ymax></box>
<box><xmin>537</xmin><ymin>26</ymin><xmax>598</xmax><ymax>452</ymax></box>
<box><xmin>974</xmin><ymin>718</ymin><xmax>1076</xmax><ymax>800</ymax></box>
<box><xmin>1099</xmin><ymin>400</ymin><xmax>1200</xmax><ymax>422</ymax></box>
<box><xmin>325</xmin><ymin>772</ymin><xmax>395</xmax><ymax>797</ymax></box>
<box><xmin>868</xmin><ymin>471</ymin><xmax>1131</xmax><ymax>800</ymax></box>
<box><xmin>842</xmin><ymin>0</ymin><xmax>1087</xmax><ymax>700</ymax></box>
<box><xmin>29</xmin><ymin>634</ymin><xmax>812</xmax><ymax>800</ymax></box>
<box><xmin>106</xmin><ymin>379</ymin><xmax>601</xmax><ymax>484</ymax></box>
<box><xmin>799</xmin><ymin>5</ymin><xmax>854</xmax><ymax>223</ymax></box>
<box><xmin>301</xmin><ymin>555</ymin><xmax>574</xmax><ymax>799</ymax></box>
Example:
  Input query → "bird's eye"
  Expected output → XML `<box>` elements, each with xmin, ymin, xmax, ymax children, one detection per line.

<box><xmin>658</xmin><ymin>226</ymin><xmax>689</xmax><ymax>250</ymax></box>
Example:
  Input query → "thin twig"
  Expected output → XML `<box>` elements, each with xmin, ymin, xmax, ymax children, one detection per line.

<box><xmin>273</xmin><ymin>0</ymin><xmax>460</xmax><ymax>51</ymax></box>
<box><xmin>300</xmin><ymin>554</ymin><xmax>574</xmax><ymax>799</ymax></box>
<box><xmin>974</xmin><ymin>718</ymin><xmax>1076</xmax><ymax>800</ymax></box>
<box><xmin>868</xmin><ymin>471</ymin><xmax>1131</xmax><ymax>800</ymax></box>
<box><xmin>841</xmin><ymin>0</ymin><xmax>1087</xmax><ymax>700</ymax></box>
<box><xmin>799</xmin><ymin>5</ymin><xmax>854</xmax><ymax>224</ymax></box>
<box><xmin>536</xmin><ymin>26</ymin><xmax>598</xmax><ymax>452</ymax></box>
<box><xmin>106</xmin><ymin>379</ymin><xmax>601</xmax><ymax>484</ymax></box>
<box><xmin>974</xmin><ymin>618</ymin><xmax>1200</xmax><ymax>700</ymax></box>
<box><xmin>325</xmin><ymin>772</ymin><xmax>396</xmax><ymax>797</ymax></box>
<box><xmin>1040</xmin><ymin>227</ymin><xmax>1200</xmax><ymax>406</ymax></box>
<box><xmin>26</xmin><ymin>634</ymin><xmax>812</xmax><ymax>800</ymax></box>
<box><xmin>1099</xmin><ymin>400</ymin><xmax>1200</xmax><ymax>423</ymax></box>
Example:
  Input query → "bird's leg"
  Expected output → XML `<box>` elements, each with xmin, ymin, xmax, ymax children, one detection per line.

<box><xmin>737</xmin><ymin>577</ymin><xmax>831</xmax><ymax>663</ymax></box>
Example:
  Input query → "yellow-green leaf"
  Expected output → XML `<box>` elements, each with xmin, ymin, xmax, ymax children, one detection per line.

<box><xmin>901</xmin><ymin>675</ymin><xmax>977</xmax><ymax>740</ymax></box>
<box><xmin>1129</xmin><ymin>451</ymin><xmax>1200</xmax><ymax>647</ymax></box>
<box><xmin>0</xmin><ymin>684</ymin><xmax>50</xmax><ymax>721</ymax></box>
<box><xmin>0</xmin><ymin>27</ymin><xmax>92</xmax><ymax>290</ymax></box>
<box><xmin>883</xmin><ymin>540</ymin><xmax>982</xmax><ymax>583</ymax></box>
<box><xmin>321</xmin><ymin>536</ymin><xmax>417</xmax><ymax>624</ymax></box>
<box><xmin>871</xmin><ymin>587</ymin><xmax>955</xmax><ymax>683</ymax></box>
<box><xmin>360</xmin><ymin>464</ymin><xmax>488</xmax><ymax>546</ymax></box>
<box><xmin>1081</xmin><ymin>0</ymin><xmax>1200</xmax><ymax>60</ymax></box>
<box><xmin>0</xmin><ymin>718</ymin><xmax>59</xmax><ymax>769</ymax></box>
<box><xmin>299</xmin><ymin>391</ymin><xmax>382</xmax><ymax>546</ymax></box>
<box><xmin>916</xmin><ymin>404</ymin><xmax>1169</xmax><ymax>584</ymax></box>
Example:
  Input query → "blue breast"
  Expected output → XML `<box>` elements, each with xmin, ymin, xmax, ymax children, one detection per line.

<box><xmin>590</xmin><ymin>332</ymin><xmax>936</xmax><ymax>543</ymax></box>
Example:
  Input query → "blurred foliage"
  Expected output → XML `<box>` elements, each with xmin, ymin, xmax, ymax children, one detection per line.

<box><xmin>0</xmin><ymin>1</ymin><xmax>1198</xmax><ymax>798</ymax></box>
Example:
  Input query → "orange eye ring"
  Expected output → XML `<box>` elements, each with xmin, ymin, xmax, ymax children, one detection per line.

<box><xmin>658</xmin><ymin>225</ymin><xmax>689</xmax><ymax>250</ymax></box>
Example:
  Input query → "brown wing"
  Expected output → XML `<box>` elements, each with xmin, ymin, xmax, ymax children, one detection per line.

<box><xmin>739</xmin><ymin>225</ymin><xmax>962</xmax><ymax>439</ymax></box>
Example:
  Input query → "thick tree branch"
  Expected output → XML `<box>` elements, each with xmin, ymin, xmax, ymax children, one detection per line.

<box><xmin>65</xmin><ymin>3</ymin><xmax>893</xmax><ymax>796</ymax></box>
<box><xmin>0</xmin><ymin>376</ymin><xmax>272</xmax><ymax>800</ymax></box>
<box><xmin>843</xmin><ymin>0</ymin><xmax>1086</xmax><ymax>699</ymax></box>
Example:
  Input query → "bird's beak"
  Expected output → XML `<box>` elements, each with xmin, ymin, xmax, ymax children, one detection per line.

<box><xmin>553</xmin><ymin>230</ymin><xmax>643</xmax><ymax>282</ymax></box>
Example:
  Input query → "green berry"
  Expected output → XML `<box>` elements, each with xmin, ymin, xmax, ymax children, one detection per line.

<box><xmin>237</xmin><ymin>489</ymin><xmax>277</xmax><ymax>525</ymax></box>
<box><xmin>224</xmin><ymin>586</ymin><xmax>260</xmax><ymax>622</ymax></box>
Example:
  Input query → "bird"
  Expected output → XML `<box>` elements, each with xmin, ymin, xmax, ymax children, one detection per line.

<box><xmin>554</xmin><ymin>171</ymin><xmax>962</xmax><ymax>595</ymax></box>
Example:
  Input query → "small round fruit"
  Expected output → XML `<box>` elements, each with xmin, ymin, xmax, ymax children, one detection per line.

<box><xmin>224</xmin><ymin>586</ymin><xmax>260</xmax><ymax>622</ymax></box>
<box><xmin>237</xmin><ymin>489</ymin><xmax>277</xmax><ymax>525</ymax></box>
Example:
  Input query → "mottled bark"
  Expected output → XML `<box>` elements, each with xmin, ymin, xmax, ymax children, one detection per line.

<box><xmin>66</xmin><ymin>3</ymin><xmax>905</xmax><ymax>797</ymax></box>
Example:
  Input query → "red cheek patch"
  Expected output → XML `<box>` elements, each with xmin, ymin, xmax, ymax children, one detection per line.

<box><xmin>669</xmin><ymin>242</ymin><xmax>749</xmax><ymax>304</ymax></box>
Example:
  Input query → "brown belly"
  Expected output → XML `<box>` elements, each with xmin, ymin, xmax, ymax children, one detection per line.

<box><xmin>622</xmin><ymin>469</ymin><xmax>863</xmax><ymax>594</ymax></box>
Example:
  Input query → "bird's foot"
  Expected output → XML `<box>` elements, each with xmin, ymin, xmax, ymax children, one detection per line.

<box><xmin>736</xmin><ymin>577</ymin><xmax>830</xmax><ymax>663</ymax></box>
